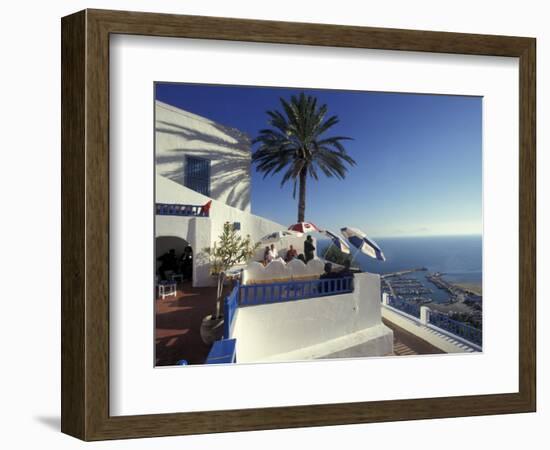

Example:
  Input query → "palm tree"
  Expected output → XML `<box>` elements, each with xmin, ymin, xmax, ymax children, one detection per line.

<box><xmin>252</xmin><ymin>93</ymin><xmax>356</xmax><ymax>222</ymax></box>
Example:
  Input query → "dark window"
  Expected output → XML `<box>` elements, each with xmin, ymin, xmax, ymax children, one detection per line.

<box><xmin>185</xmin><ymin>156</ymin><xmax>210</xmax><ymax>196</ymax></box>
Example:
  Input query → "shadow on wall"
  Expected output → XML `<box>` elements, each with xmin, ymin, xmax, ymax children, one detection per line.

<box><xmin>193</xmin><ymin>248</ymin><xmax>214</xmax><ymax>287</ymax></box>
<box><xmin>156</xmin><ymin>118</ymin><xmax>251</xmax><ymax>211</ymax></box>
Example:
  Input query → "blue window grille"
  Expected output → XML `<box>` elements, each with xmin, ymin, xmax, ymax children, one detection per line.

<box><xmin>185</xmin><ymin>156</ymin><xmax>211</xmax><ymax>196</ymax></box>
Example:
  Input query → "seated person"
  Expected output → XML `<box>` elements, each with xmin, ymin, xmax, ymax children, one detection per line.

<box><xmin>263</xmin><ymin>246</ymin><xmax>271</xmax><ymax>265</ymax></box>
<box><xmin>285</xmin><ymin>245</ymin><xmax>298</xmax><ymax>262</ymax></box>
<box><xmin>337</xmin><ymin>260</ymin><xmax>354</xmax><ymax>278</ymax></box>
<box><xmin>297</xmin><ymin>253</ymin><xmax>307</xmax><ymax>264</ymax></box>
<box><xmin>335</xmin><ymin>259</ymin><xmax>354</xmax><ymax>290</ymax></box>
<box><xmin>319</xmin><ymin>262</ymin><xmax>337</xmax><ymax>292</ymax></box>
<box><xmin>156</xmin><ymin>249</ymin><xmax>177</xmax><ymax>280</ymax></box>
<box><xmin>320</xmin><ymin>262</ymin><xmax>334</xmax><ymax>279</ymax></box>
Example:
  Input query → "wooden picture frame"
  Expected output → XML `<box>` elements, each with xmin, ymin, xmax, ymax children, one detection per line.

<box><xmin>61</xmin><ymin>9</ymin><xmax>536</xmax><ymax>441</ymax></box>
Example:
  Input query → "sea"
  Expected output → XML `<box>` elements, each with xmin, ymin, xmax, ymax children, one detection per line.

<box><xmin>318</xmin><ymin>235</ymin><xmax>482</xmax><ymax>304</ymax></box>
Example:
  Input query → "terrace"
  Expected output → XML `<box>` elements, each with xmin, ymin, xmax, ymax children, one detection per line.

<box><xmin>155</xmin><ymin>282</ymin><xmax>224</xmax><ymax>365</ymax></box>
<box><xmin>155</xmin><ymin>275</ymin><xmax>481</xmax><ymax>367</ymax></box>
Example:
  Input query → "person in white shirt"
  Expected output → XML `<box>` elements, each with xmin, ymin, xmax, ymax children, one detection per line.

<box><xmin>268</xmin><ymin>244</ymin><xmax>279</xmax><ymax>261</ymax></box>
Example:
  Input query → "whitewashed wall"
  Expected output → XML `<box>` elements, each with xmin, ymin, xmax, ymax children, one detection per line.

<box><xmin>155</xmin><ymin>100</ymin><xmax>252</xmax><ymax>212</ymax></box>
<box><xmin>241</xmin><ymin>257</ymin><xmax>328</xmax><ymax>284</ymax></box>
<box><xmin>231</xmin><ymin>272</ymin><xmax>393</xmax><ymax>362</ymax></box>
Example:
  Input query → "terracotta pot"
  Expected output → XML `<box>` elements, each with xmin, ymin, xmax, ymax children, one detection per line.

<box><xmin>200</xmin><ymin>315</ymin><xmax>224</xmax><ymax>345</ymax></box>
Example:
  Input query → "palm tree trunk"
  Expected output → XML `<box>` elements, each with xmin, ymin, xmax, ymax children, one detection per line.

<box><xmin>298</xmin><ymin>168</ymin><xmax>307</xmax><ymax>222</ymax></box>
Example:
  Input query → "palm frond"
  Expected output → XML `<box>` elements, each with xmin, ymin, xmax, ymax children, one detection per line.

<box><xmin>251</xmin><ymin>93</ymin><xmax>357</xmax><ymax>220</ymax></box>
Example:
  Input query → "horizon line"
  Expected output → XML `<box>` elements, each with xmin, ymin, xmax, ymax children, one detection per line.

<box><xmin>369</xmin><ymin>233</ymin><xmax>482</xmax><ymax>239</ymax></box>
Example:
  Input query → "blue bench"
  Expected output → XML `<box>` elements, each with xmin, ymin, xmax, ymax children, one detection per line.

<box><xmin>205</xmin><ymin>338</ymin><xmax>237</xmax><ymax>364</ymax></box>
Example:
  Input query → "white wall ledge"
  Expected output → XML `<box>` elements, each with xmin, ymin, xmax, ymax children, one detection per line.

<box><xmin>381</xmin><ymin>305</ymin><xmax>481</xmax><ymax>353</ymax></box>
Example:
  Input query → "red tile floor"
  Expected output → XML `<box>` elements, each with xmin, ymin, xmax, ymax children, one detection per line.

<box><xmin>155</xmin><ymin>281</ymin><xmax>227</xmax><ymax>366</ymax></box>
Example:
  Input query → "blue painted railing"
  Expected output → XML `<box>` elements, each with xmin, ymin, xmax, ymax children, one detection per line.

<box><xmin>156</xmin><ymin>202</ymin><xmax>209</xmax><ymax>217</ymax></box>
<box><xmin>223</xmin><ymin>282</ymin><xmax>240</xmax><ymax>339</ymax></box>
<box><xmin>387</xmin><ymin>296</ymin><xmax>421</xmax><ymax>318</ymax></box>
<box><xmin>205</xmin><ymin>277</ymin><xmax>353</xmax><ymax>364</ymax></box>
<box><xmin>429</xmin><ymin>311</ymin><xmax>482</xmax><ymax>346</ymax></box>
<box><xmin>205</xmin><ymin>338</ymin><xmax>237</xmax><ymax>364</ymax></box>
<box><xmin>239</xmin><ymin>277</ymin><xmax>354</xmax><ymax>306</ymax></box>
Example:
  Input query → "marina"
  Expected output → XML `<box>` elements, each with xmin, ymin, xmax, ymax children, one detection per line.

<box><xmin>381</xmin><ymin>267</ymin><xmax>483</xmax><ymax>331</ymax></box>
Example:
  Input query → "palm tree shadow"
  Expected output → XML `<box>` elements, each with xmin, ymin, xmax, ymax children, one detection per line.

<box><xmin>155</xmin><ymin>114</ymin><xmax>252</xmax><ymax>211</ymax></box>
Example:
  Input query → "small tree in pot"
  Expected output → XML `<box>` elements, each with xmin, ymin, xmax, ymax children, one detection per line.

<box><xmin>200</xmin><ymin>222</ymin><xmax>259</xmax><ymax>344</ymax></box>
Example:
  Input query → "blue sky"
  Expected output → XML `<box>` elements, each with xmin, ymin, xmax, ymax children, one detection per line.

<box><xmin>156</xmin><ymin>83</ymin><xmax>482</xmax><ymax>238</ymax></box>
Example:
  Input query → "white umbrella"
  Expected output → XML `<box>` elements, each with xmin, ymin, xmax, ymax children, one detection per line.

<box><xmin>340</xmin><ymin>227</ymin><xmax>385</xmax><ymax>261</ymax></box>
<box><xmin>322</xmin><ymin>229</ymin><xmax>351</xmax><ymax>255</ymax></box>
<box><xmin>260</xmin><ymin>230</ymin><xmax>302</xmax><ymax>243</ymax></box>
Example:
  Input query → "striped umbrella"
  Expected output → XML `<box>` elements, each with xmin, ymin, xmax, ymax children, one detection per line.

<box><xmin>288</xmin><ymin>222</ymin><xmax>321</xmax><ymax>234</ymax></box>
<box><xmin>322</xmin><ymin>229</ymin><xmax>351</xmax><ymax>254</ymax></box>
<box><xmin>340</xmin><ymin>227</ymin><xmax>385</xmax><ymax>261</ymax></box>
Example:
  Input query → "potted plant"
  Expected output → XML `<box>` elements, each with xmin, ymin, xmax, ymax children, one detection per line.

<box><xmin>200</xmin><ymin>222</ymin><xmax>259</xmax><ymax>344</ymax></box>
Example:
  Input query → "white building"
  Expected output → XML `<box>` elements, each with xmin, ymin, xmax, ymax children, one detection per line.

<box><xmin>156</xmin><ymin>101</ymin><xmax>252</xmax><ymax>212</ymax></box>
<box><xmin>155</xmin><ymin>100</ymin><xmax>285</xmax><ymax>287</ymax></box>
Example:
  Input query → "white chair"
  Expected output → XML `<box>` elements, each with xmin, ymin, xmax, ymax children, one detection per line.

<box><xmin>158</xmin><ymin>280</ymin><xmax>177</xmax><ymax>299</ymax></box>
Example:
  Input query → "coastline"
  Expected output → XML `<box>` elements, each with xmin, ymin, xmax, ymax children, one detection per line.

<box><xmin>428</xmin><ymin>301</ymin><xmax>474</xmax><ymax>315</ymax></box>
<box><xmin>453</xmin><ymin>282</ymin><xmax>482</xmax><ymax>296</ymax></box>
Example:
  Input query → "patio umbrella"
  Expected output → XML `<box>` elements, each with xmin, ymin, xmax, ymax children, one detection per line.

<box><xmin>259</xmin><ymin>230</ymin><xmax>302</xmax><ymax>243</ymax></box>
<box><xmin>322</xmin><ymin>229</ymin><xmax>351</xmax><ymax>254</ymax></box>
<box><xmin>288</xmin><ymin>222</ymin><xmax>321</xmax><ymax>233</ymax></box>
<box><xmin>340</xmin><ymin>227</ymin><xmax>386</xmax><ymax>261</ymax></box>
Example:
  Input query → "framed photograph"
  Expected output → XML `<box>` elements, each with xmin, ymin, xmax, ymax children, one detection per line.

<box><xmin>61</xmin><ymin>9</ymin><xmax>536</xmax><ymax>440</ymax></box>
